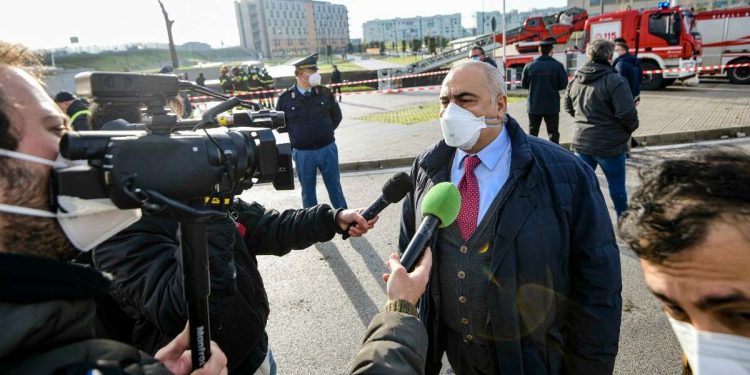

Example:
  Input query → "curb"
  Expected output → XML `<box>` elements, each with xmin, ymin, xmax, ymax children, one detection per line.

<box><xmin>338</xmin><ymin>126</ymin><xmax>750</xmax><ymax>173</ymax></box>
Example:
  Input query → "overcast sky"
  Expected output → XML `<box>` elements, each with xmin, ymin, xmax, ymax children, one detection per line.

<box><xmin>1</xmin><ymin>0</ymin><xmax>566</xmax><ymax>50</ymax></box>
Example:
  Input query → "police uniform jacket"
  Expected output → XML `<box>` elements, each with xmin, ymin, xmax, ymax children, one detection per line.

<box><xmin>275</xmin><ymin>85</ymin><xmax>342</xmax><ymax>150</ymax></box>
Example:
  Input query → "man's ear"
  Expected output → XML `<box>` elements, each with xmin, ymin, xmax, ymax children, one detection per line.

<box><xmin>496</xmin><ymin>95</ymin><xmax>507</xmax><ymax>118</ymax></box>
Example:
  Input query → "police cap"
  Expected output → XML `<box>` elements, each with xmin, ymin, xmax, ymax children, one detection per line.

<box><xmin>291</xmin><ymin>53</ymin><xmax>319</xmax><ymax>71</ymax></box>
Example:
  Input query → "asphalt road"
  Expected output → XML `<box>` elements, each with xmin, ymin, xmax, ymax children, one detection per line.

<box><xmin>238</xmin><ymin>137</ymin><xmax>750</xmax><ymax>375</ymax></box>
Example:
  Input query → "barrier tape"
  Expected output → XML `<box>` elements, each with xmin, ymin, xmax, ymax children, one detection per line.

<box><xmin>190</xmin><ymin>62</ymin><xmax>750</xmax><ymax>103</ymax></box>
<box><xmin>191</xmin><ymin>69</ymin><xmax>451</xmax><ymax>102</ymax></box>
<box><xmin>642</xmin><ymin>62</ymin><xmax>750</xmax><ymax>74</ymax></box>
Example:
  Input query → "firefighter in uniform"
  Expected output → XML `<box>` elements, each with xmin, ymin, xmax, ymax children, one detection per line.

<box><xmin>219</xmin><ymin>65</ymin><xmax>234</xmax><ymax>93</ymax></box>
<box><xmin>247</xmin><ymin>66</ymin><xmax>264</xmax><ymax>107</ymax></box>
<box><xmin>231</xmin><ymin>65</ymin><xmax>250</xmax><ymax>94</ymax></box>
<box><xmin>259</xmin><ymin>67</ymin><xmax>276</xmax><ymax>108</ymax></box>
<box><xmin>275</xmin><ymin>53</ymin><xmax>347</xmax><ymax>209</ymax></box>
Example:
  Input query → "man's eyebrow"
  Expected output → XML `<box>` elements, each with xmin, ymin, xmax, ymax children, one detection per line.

<box><xmin>649</xmin><ymin>288</ymin><xmax>680</xmax><ymax>306</ymax></box>
<box><xmin>697</xmin><ymin>293</ymin><xmax>750</xmax><ymax>310</ymax></box>
<box><xmin>453</xmin><ymin>92</ymin><xmax>478</xmax><ymax>100</ymax></box>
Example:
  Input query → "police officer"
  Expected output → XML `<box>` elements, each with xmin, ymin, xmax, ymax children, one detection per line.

<box><xmin>521</xmin><ymin>37</ymin><xmax>568</xmax><ymax>144</ymax></box>
<box><xmin>219</xmin><ymin>65</ymin><xmax>234</xmax><ymax>93</ymax></box>
<box><xmin>276</xmin><ymin>53</ymin><xmax>347</xmax><ymax>209</ymax></box>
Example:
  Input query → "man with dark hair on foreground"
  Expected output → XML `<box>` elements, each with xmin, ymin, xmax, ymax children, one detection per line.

<box><xmin>619</xmin><ymin>150</ymin><xmax>750</xmax><ymax>374</ymax></box>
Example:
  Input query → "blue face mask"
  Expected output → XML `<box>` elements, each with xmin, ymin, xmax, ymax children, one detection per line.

<box><xmin>471</xmin><ymin>56</ymin><xmax>482</xmax><ymax>61</ymax></box>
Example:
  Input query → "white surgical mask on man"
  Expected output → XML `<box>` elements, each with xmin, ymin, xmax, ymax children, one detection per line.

<box><xmin>668</xmin><ymin>318</ymin><xmax>750</xmax><ymax>375</ymax></box>
<box><xmin>308</xmin><ymin>72</ymin><xmax>322</xmax><ymax>86</ymax></box>
<box><xmin>440</xmin><ymin>102</ymin><xmax>501</xmax><ymax>150</ymax></box>
<box><xmin>0</xmin><ymin>148</ymin><xmax>141</xmax><ymax>252</ymax></box>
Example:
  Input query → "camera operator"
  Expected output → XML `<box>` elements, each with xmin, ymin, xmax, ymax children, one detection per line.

<box><xmin>93</xmin><ymin>200</ymin><xmax>375</xmax><ymax>374</ymax></box>
<box><xmin>0</xmin><ymin>41</ymin><xmax>228</xmax><ymax>375</ymax></box>
<box><xmin>85</xmin><ymin>101</ymin><xmax>377</xmax><ymax>373</ymax></box>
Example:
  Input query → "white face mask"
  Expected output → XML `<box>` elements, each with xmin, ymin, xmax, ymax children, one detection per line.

<box><xmin>668</xmin><ymin>318</ymin><xmax>750</xmax><ymax>375</ymax></box>
<box><xmin>0</xmin><ymin>148</ymin><xmax>142</xmax><ymax>252</ymax></box>
<box><xmin>612</xmin><ymin>52</ymin><xmax>621</xmax><ymax>61</ymax></box>
<box><xmin>440</xmin><ymin>102</ymin><xmax>501</xmax><ymax>150</ymax></box>
<box><xmin>308</xmin><ymin>72</ymin><xmax>322</xmax><ymax>86</ymax></box>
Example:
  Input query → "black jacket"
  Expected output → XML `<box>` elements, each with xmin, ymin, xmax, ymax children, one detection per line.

<box><xmin>522</xmin><ymin>55</ymin><xmax>569</xmax><ymax>115</ymax></box>
<box><xmin>331</xmin><ymin>69</ymin><xmax>342</xmax><ymax>83</ymax></box>
<box><xmin>0</xmin><ymin>253</ymin><xmax>169</xmax><ymax>374</ymax></box>
<box><xmin>564</xmin><ymin>61</ymin><xmax>639</xmax><ymax>157</ymax></box>
<box><xmin>93</xmin><ymin>201</ymin><xmax>344</xmax><ymax>374</ymax></box>
<box><xmin>400</xmin><ymin>115</ymin><xmax>622</xmax><ymax>374</ymax></box>
<box><xmin>67</xmin><ymin>99</ymin><xmax>91</xmax><ymax>131</ymax></box>
<box><xmin>276</xmin><ymin>85</ymin><xmax>342</xmax><ymax>150</ymax></box>
<box><xmin>613</xmin><ymin>53</ymin><xmax>641</xmax><ymax>100</ymax></box>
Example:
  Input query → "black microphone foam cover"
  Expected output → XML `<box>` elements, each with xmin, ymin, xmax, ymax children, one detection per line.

<box><xmin>382</xmin><ymin>172</ymin><xmax>413</xmax><ymax>203</ymax></box>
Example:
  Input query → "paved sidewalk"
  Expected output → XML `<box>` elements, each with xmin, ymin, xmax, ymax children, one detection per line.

<box><xmin>332</xmin><ymin>82</ymin><xmax>750</xmax><ymax>170</ymax></box>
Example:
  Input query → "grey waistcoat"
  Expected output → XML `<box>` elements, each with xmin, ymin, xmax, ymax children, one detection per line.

<box><xmin>436</xmin><ymin>192</ymin><xmax>504</xmax><ymax>344</ymax></box>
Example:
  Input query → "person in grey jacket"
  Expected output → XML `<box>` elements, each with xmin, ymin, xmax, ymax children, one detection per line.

<box><xmin>564</xmin><ymin>38</ymin><xmax>639</xmax><ymax>217</ymax></box>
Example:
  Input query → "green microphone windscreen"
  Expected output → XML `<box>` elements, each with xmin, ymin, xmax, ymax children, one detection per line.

<box><xmin>420</xmin><ymin>182</ymin><xmax>461</xmax><ymax>228</ymax></box>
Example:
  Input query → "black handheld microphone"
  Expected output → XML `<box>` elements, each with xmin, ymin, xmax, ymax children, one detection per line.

<box><xmin>341</xmin><ymin>171</ymin><xmax>413</xmax><ymax>240</ymax></box>
<box><xmin>400</xmin><ymin>182</ymin><xmax>461</xmax><ymax>272</ymax></box>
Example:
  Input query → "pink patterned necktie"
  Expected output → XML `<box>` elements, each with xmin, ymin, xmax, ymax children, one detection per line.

<box><xmin>457</xmin><ymin>155</ymin><xmax>481</xmax><ymax>240</ymax></box>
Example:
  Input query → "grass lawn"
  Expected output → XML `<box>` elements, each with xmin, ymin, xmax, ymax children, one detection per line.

<box><xmin>340</xmin><ymin>85</ymin><xmax>374</xmax><ymax>92</ymax></box>
<box><xmin>316</xmin><ymin>60</ymin><xmax>366</xmax><ymax>73</ymax></box>
<box><xmin>356</xmin><ymin>97</ymin><xmax>523</xmax><ymax>125</ymax></box>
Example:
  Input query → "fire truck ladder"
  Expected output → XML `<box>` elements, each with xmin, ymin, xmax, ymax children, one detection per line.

<box><xmin>377</xmin><ymin>33</ymin><xmax>501</xmax><ymax>90</ymax></box>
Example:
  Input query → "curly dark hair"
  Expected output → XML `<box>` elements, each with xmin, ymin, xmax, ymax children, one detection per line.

<box><xmin>89</xmin><ymin>102</ymin><xmax>142</xmax><ymax>130</ymax></box>
<box><xmin>0</xmin><ymin>41</ymin><xmax>42</xmax><ymax>151</ymax></box>
<box><xmin>618</xmin><ymin>150</ymin><xmax>750</xmax><ymax>263</ymax></box>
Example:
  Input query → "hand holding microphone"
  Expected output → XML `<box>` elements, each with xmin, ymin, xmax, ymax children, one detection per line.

<box><xmin>400</xmin><ymin>182</ymin><xmax>461</xmax><ymax>272</ymax></box>
<box><xmin>341</xmin><ymin>172</ymin><xmax>413</xmax><ymax>240</ymax></box>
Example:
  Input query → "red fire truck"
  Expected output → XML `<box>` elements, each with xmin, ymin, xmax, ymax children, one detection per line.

<box><xmin>694</xmin><ymin>7</ymin><xmax>750</xmax><ymax>84</ymax></box>
<box><xmin>505</xmin><ymin>5</ymin><xmax>703</xmax><ymax>90</ymax></box>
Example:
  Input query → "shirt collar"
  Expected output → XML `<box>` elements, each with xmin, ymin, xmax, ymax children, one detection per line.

<box><xmin>295</xmin><ymin>84</ymin><xmax>310</xmax><ymax>96</ymax></box>
<box><xmin>455</xmin><ymin>126</ymin><xmax>510</xmax><ymax>171</ymax></box>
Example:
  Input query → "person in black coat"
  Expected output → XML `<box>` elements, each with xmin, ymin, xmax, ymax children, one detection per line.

<box><xmin>54</xmin><ymin>91</ymin><xmax>91</xmax><ymax>131</ymax></box>
<box><xmin>93</xmin><ymin>200</ymin><xmax>375</xmax><ymax>374</ymax></box>
<box><xmin>330</xmin><ymin>64</ymin><xmax>343</xmax><ymax>102</ymax></box>
<box><xmin>613</xmin><ymin>38</ymin><xmax>641</xmax><ymax>105</ymax></box>
<box><xmin>400</xmin><ymin>61</ymin><xmax>621</xmax><ymax>374</ymax></box>
<box><xmin>521</xmin><ymin>38</ymin><xmax>569</xmax><ymax>144</ymax></box>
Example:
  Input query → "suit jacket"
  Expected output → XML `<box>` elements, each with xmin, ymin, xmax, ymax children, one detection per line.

<box><xmin>399</xmin><ymin>115</ymin><xmax>622</xmax><ymax>374</ymax></box>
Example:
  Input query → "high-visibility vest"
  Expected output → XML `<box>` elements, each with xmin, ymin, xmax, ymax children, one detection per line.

<box><xmin>69</xmin><ymin>109</ymin><xmax>91</xmax><ymax>125</ymax></box>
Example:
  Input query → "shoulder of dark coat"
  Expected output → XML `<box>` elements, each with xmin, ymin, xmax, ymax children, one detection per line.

<box><xmin>524</xmin><ymin>136</ymin><xmax>595</xmax><ymax>183</ymax></box>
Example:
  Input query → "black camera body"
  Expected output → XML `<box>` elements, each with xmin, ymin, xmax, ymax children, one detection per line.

<box><xmin>56</xmin><ymin>72</ymin><xmax>293</xmax><ymax>214</ymax></box>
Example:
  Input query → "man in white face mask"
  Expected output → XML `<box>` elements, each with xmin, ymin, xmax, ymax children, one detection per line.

<box><xmin>400</xmin><ymin>60</ymin><xmax>622</xmax><ymax>374</ymax></box>
<box><xmin>0</xmin><ymin>41</ymin><xmax>228</xmax><ymax>375</ymax></box>
<box><xmin>275</xmin><ymin>53</ymin><xmax>347</xmax><ymax>209</ymax></box>
<box><xmin>619</xmin><ymin>151</ymin><xmax>750</xmax><ymax>375</ymax></box>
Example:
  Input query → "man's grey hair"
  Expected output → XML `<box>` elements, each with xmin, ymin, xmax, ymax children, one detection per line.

<box><xmin>442</xmin><ymin>60</ymin><xmax>506</xmax><ymax>98</ymax></box>
<box><xmin>587</xmin><ymin>39</ymin><xmax>615</xmax><ymax>62</ymax></box>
